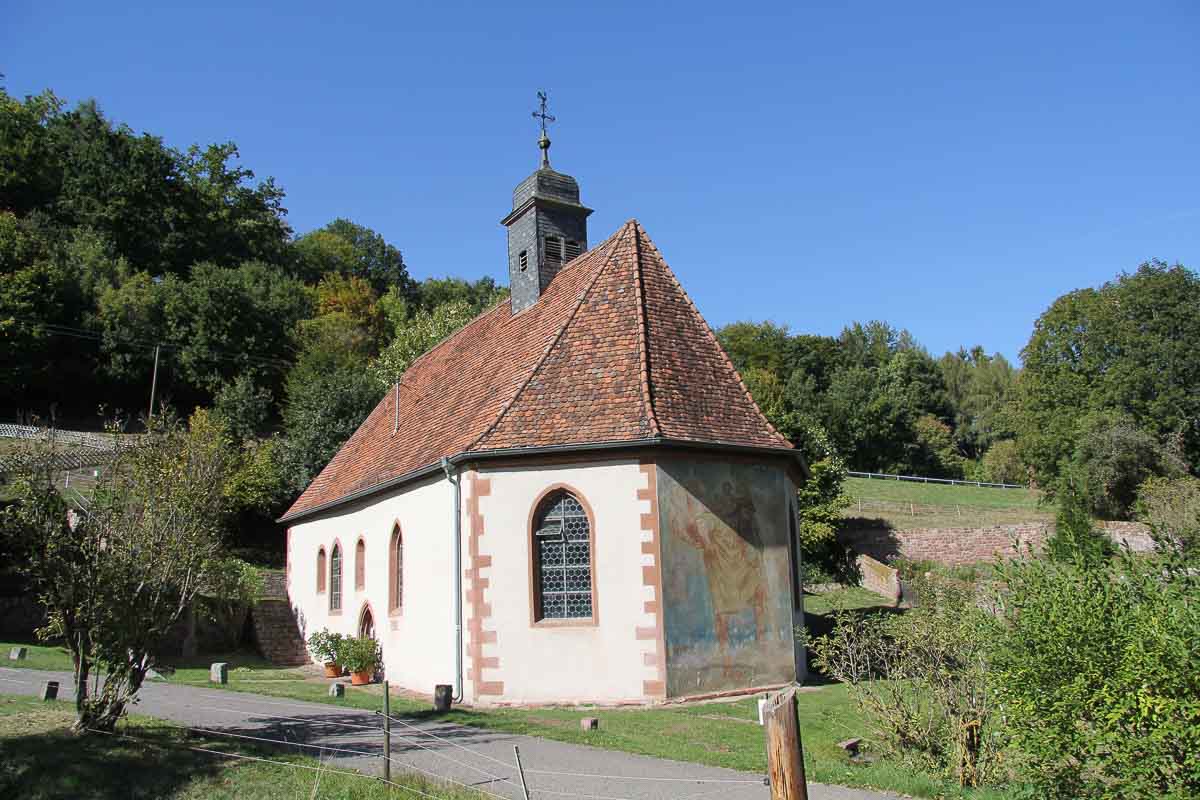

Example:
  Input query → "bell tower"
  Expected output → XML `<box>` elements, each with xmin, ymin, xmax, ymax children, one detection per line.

<box><xmin>502</xmin><ymin>91</ymin><xmax>592</xmax><ymax>314</ymax></box>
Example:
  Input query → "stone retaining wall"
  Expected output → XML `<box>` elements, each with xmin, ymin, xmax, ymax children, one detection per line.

<box><xmin>839</xmin><ymin>520</ymin><xmax>1153</xmax><ymax>567</ymax></box>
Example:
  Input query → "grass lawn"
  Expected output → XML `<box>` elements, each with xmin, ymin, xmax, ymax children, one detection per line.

<box><xmin>0</xmin><ymin>693</ymin><xmax>480</xmax><ymax>799</ymax></box>
<box><xmin>1</xmin><ymin>618</ymin><xmax>1010</xmax><ymax>799</ymax></box>
<box><xmin>843</xmin><ymin>476</ymin><xmax>1051</xmax><ymax>530</ymax></box>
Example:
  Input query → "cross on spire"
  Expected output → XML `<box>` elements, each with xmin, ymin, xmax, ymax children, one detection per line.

<box><xmin>532</xmin><ymin>89</ymin><xmax>555</xmax><ymax>167</ymax></box>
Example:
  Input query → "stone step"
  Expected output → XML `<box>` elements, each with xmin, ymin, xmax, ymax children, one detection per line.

<box><xmin>250</xmin><ymin>599</ymin><xmax>311</xmax><ymax>667</ymax></box>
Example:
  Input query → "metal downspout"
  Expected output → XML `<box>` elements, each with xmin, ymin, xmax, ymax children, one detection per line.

<box><xmin>440</xmin><ymin>457</ymin><xmax>464</xmax><ymax>703</ymax></box>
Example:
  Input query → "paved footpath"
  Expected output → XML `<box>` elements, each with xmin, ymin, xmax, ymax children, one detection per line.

<box><xmin>1</xmin><ymin>666</ymin><xmax>901</xmax><ymax>800</ymax></box>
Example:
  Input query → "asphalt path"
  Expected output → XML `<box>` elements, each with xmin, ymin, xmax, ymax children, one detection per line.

<box><xmin>0</xmin><ymin>666</ymin><xmax>902</xmax><ymax>800</ymax></box>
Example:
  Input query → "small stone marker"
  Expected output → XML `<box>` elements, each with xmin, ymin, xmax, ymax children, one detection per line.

<box><xmin>329</xmin><ymin>682</ymin><xmax>345</xmax><ymax>698</ymax></box>
<box><xmin>209</xmin><ymin>662</ymin><xmax>228</xmax><ymax>684</ymax></box>
<box><xmin>580</xmin><ymin>717</ymin><xmax>599</xmax><ymax>731</ymax></box>
<box><xmin>757</xmin><ymin>695</ymin><xmax>769</xmax><ymax>725</ymax></box>
<box><xmin>433</xmin><ymin>684</ymin><xmax>452</xmax><ymax>712</ymax></box>
<box><xmin>9</xmin><ymin>646</ymin><xmax>27</xmax><ymax>661</ymax></box>
<box><xmin>41</xmin><ymin>681</ymin><xmax>59</xmax><ymax>701</ymax></box>
<box><xmin>837</xmin><ymin>738</ymin><xmax>862</xmax><ymax>755</ymax></box>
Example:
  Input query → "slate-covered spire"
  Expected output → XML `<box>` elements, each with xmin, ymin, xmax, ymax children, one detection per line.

<box><xmin>502</xmin><ymin>91</ymin><xmax>592</xmax><ymax>314</ymax></box>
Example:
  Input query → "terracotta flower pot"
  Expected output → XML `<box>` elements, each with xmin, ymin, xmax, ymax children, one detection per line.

<box><xmin>350</xmin><ymin>669</ymin><xmax>372</xmax><ymax>686</ymax></box>
<box><xmin>323</xmin><ymin>662</ymin><xmax>342</xmax><ymax>678</ymax></box>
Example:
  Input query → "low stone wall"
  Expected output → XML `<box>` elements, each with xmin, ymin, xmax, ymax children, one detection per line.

<box><xmin>856</xmin><ymin>554</ymin><xmax>900</xmax><ymax>604</ymax></box>
<box><xmin>839</xmin><ymin>523</ymin><xmax>1050</xmax><ymax>566</ymax></box>
<box><xmin>839</xmin><ymin>520</ymin><xmax>1155</xmax><ymax>567</ymax></box>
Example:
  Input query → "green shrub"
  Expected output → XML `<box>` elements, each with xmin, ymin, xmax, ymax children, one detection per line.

<box><xmin>990</xmin><ymin>555</ymin><xmax>1200</xmax><ymax>799</ymax></box>
<box><xmin>339</xmin><ymin>636</ymin><xmax>381</xmax><ymax>674</ymax></box>
<box><xmin>306</xmin><ymin>628</ymin><xmax>342</xmax><ymax>664</ymax></box>
<box><xmin>1068</xmin><ymin>415</ymin><xmax>1187</xmax><ymax>519</ymax></box>
<box><xmin>979</xmin><ymin>439</ymin><xmax>1024</xmax><ymax>485</ymax></box>
<box><xmin>812</xmin><ymin>575</ymin><xmax>1002</xmax><ymax>787</ymax></box>
<box><xmin>1138</xmin><ymin>475</ymin><xmax>1200</xmax><ymax>563</ymax></box>
<box><xmin>1046</xmin><ymin>479</ymin><xmax>1112</xmax><ymax>569</ymax></box>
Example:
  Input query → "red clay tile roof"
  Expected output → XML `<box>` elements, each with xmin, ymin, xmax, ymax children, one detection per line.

<box><xmin>282</xmin><ymin>220</ymin><xmax>792</xmax><ymax>521</ymax></box>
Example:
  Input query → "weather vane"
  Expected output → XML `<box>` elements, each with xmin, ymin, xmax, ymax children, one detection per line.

<box><xmin>532</xmin><ymin>89</ymin><xmax>555</xmax><ymax>168</ymax></box>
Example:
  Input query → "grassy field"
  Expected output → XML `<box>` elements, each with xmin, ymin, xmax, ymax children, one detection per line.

<box><xmin>843</xmin><ymin>476</ymin><xmax>1051</xmax><ymax>529</ymax></box>
<box><xmin>1</xmin><ymin>590</ymin><xmax>1012</xmax><ymax>799</ymax></box>
<box><xmin>0</xmin><ymin>693</ymin><xmax>478</xmax><ymax>799</ymax></box>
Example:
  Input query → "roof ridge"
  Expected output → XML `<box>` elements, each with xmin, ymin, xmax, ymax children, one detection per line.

<box><xmin>635</xmin><ymin>224</ymin><xmax>792</xmax><ymax>449</ymax></box>
<box><xmin>467</xmin><ymin>222</ymin><xmax>635</xmax><ymax>453</ymax></box>
<box><xmin>630</xmin><ymin>221</ymin><xmax>661</xmax><ymax>437</ymax></box>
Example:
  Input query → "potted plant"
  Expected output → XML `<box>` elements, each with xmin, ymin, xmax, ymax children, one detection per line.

<box><xmin>340</xmin><ymin>636</ymin><xmax>381</xmax><ymax>686</ymax></box>
<box><xmin>307</xmin><ymin>629</ymin><xmax>344</xmax><ymax>678</ymax></box>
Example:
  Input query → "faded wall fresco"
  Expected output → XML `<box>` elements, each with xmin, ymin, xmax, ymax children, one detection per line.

<box><xmin>657</xmin><ymin>458</ymin><xmax>798</xmax><ymax>697</ymax></box>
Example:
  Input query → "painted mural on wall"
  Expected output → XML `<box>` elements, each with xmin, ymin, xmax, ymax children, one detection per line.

<box><xmin>657</xmin><ymin>459</ymin><xmax>797</xmax><ymax>696</ymax></box>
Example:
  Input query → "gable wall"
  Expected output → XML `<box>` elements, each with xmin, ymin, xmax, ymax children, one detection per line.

<box><xmin>286</xmin><ymin>474</ymin><xmax>456</xmax><ymax>692</ymax></box>
<box><xmin>655</xmin><ymin>457</ymin><xmax>803</xmax><ymax>698</ymax></box>
<box><xmin>466</xmin><ymin>458</ymin><xmax>659</xmax><ymax>704</ymax></box>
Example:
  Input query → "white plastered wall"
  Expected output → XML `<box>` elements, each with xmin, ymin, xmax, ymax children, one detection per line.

<box><xmin>468</xmin><ymin>459</ymin><xmax>657</xmax><ymax>705</ymax></box>
<box><xmin>286</xmin><ymin>474</ymin><xmax>457</xmax><ymax>694</ymax></box>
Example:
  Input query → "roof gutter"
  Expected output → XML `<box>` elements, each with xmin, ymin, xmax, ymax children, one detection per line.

<box><xmin>278</xmin><ymin>436</ymin><xmax>807</xmax><ymax>525</ymax></box>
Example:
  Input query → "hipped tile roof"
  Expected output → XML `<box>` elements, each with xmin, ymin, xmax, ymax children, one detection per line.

<box><xmin>282</xmin><ymin>221</ymin><xmax>792</xmax><ymax>522</ymax></box>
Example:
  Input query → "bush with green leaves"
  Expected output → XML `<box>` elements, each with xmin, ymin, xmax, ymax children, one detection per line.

<box><xmin>306</xmin><ymin>629</ymin><xmax>344</xmax><ymax>664</ymax></box>
<box><xmin>1045</xmin><ymin>478</ymin><xmax>1113</xmax><ymax>569</ymax></box>
<box><xmin>811</xmin><ymin>575</ymin><xmax>1002</xmax><ymax>787</ymax></box>
<box><xmin>990</xmin><ymin>554</ymin><xmax>1200</xmax><ymax>799</ymax></box>
<box><xmin>339</xmin><ymin>635</ymin><xmax>382</xmax><ymax>674</ymax></box>
<box><xmin>1138</xmin><ymin>475</ymin><xmax>1200</xmax><ymax>563</ymax></box>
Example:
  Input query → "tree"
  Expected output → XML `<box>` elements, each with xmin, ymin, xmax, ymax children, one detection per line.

<box><xmin>1046</xmin><ymin>477</ymin><xmax>1112</xmax><ymax>569</ymax></box>
<box><xmin>979</xmin><ymin>439</ymin><xmax>1024</xmax><ymax>485</ymax></box>
<box><xmin>1069</xmin><ymin>414</ymin><xmax>1187</xmax><ymax>519</ymax></box>
<box><xmin>413</xmin><ymin>276</ymin><xmax>506</xmax><ymax>315</ymax></box>
<box><xmin>371</xmin><ymin>300</ymin><xmax>476</xmax><ymax>388</ymax></box>
<box><xmin>1137</xmin><ymin>476</ymin><xmax>1200</xmax><ymax>563</ymax></box>
<box><xmin>293</xmin><ymin>218</ymin><xmax>415</xmax><ymax>298</ymax></box>
<box><xmin>717</xmin><ymin>320</ymin><xmax>792</xmax><ymax>375</ymax></box>
<box><xmin>2</xmin><ymin>413</ymin><xmax>256</xmax><ymax>732</ymax></box>
<box><xmin>991</xmin><ymin>554</ymin><xmax>1200</xmax><ymax>799</ymax></box>
<box><xmin>938</xmin><ymin>347</ymin><xmax>1017</xmax><ymax>460</ymax></box>
<box><xmin>163</xmin><ymin>261</ymin><xmax>312</xmax><ymax>399</ymax></box>
<box><xmin>1015</xmin><ymin>261</ymin><xmax>1200</xmax><ymax>488</ymax></box>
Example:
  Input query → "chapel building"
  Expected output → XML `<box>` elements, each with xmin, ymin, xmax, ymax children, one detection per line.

<box><xmin>281</xmin><ymin>132</ymin><xmax>809</xmax><ymax>705</ymax></box>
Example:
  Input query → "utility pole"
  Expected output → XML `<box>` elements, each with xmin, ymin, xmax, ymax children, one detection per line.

<box><xmin>148</xmin><ymin>344</ymin><xmax>160</xmax><ymax>421</ymax></box>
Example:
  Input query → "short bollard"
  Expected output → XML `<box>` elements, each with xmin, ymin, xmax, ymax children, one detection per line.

<box><xmin>329</xmin><ymin>682</ymin><xmax>345</xmax><ymax>698</ymax></box>
<box><xmin>41</xmin><ymin>681</ymin><xmax>59</xmax><ymax>701</ymax></box>
<box><xmin>433</xmin><ymin>684</ymin><xmax>452</xmax><ymax>712</ymax></box>
<box><xmin>9</xmin><ymin>646</ymin><xmax>27</xmax><ymax>661</ymax></box>
<box><xmin>209</xmin><ymin>662</ymin><xmax>228</xmax><ymax>684</ymax></box>
<box><xmin>580</xmin><ymin>717</ymin><xmax>599</xmax><ymax>731</ymax></box>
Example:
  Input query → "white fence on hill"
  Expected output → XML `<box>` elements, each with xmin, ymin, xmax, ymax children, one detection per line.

<box><xmin>847</xmin><ymin>470</ymin><xmax>1025</xmax><ymax>490</ymax></box>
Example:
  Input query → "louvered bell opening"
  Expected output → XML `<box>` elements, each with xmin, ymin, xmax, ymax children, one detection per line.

<box><xmin>544</xmin><ymin>236</ymin><xmax>563</xmax><ymax>264</ymax></box>
<box><xmin>564</xmin><ymin>240</ymin><xmax>582</xmax><ymax>262</ymax></box>
<box><xmin>519</xmin><ymin>250</ymin><xmax>528</xmax><ymax>271</ymax></box>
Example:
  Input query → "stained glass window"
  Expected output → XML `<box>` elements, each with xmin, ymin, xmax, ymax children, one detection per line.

<box><xmin>330</xmin><ymin>544</ymin><xmax>342</xmax><ymax>611</ymax></box>
<box><xmin>534</xmin><ymin>491</ymin><xmax>592</xmax><ymax>620</ymax></box>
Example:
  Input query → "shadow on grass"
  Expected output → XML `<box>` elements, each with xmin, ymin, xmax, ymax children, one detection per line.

<box><xmin>803</xmin><ymin>590</ymin><xmax>906</xmax><ymax>687</ymax></box>
<box><xmin>0</xmin><ymin>723</ymin><xmax>230</xmax><ymax>800</ymax></box>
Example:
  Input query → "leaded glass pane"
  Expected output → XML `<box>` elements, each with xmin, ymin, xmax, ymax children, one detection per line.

<box><xmin>330</xmin><ymin>545</ymin><xmax>342</xmax><ymax>611</ymax></box>
<box><xmin>534</xmin><ymin>491</ymin><xmax>592</xmax><ymax>619</ymax></box>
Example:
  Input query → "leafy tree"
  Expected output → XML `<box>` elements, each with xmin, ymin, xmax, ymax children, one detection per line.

<box><xmin>1015</xmin><ymin>261</ymin><xmax>1200</xmax><ymax>488</ymax></box>
<box><xmin>163</xmin><ymin>261</ymin><xmax>311</xmax><ymax>398</ymax></box>
<box><xmin>741</xmin><ymin>367</ymin><xmax>798</xmax><ymax>441</ymax></box>
<box><xmin>1137</xmin><ymin>476</ymin><xmax>1200</xmax><ymax>563</ymax></box>
<box><xmin>910</xmin><ymin>414</ymin><xmax>964</xmax><ymax>479</ymax></box>
<box><xmin>293</xmin><ymin>218</ymin><xmax>414</xmax><ymax>297</ymax></box>
<box><xmin>281</xmin><ymin>367</ymin><xmax>382</xmax><ymax>491</ymax></box>
<box><xmin>371</xmin><ymin>300</ymin><xmax>476</xmax><ymax>388</ymax></box>
<box><xmin>1</xmin><ymin>413</ymin><xmax>257</xmax><ymax>732</ymax></box>
<box><xmin>991</xmin><ymin>554</ymin><xmax>1200</xmax><ymax>799</ymax></box>
<box><xmin>1069</xmin><ymin>414</ymin><xmax>1187</xmax><ymax>519</ymax></box>
<box><xmin>938</xmin><ymin>347</ymin><xmax>1017</xmax><ymax>459</ymax></box>
<box><xmin>413</xmin><ymin>276</ymin><xmax>506</xmax><ymax>315</ymax></box>
<box><xmin>213</xmin><ymin>374</ymin><xmax>275</xmax><ymax>444</ymax></box>
<box><xmin>1046</xmin><ymin>477</ymin><xmax>1112</xmax><ymax>569</ymax></box>
<box><xmin>717</xmin><ymin>320</ymin><xmax>792</xmax><ymax>375</ymax></box>
<box><xmin>978</xmin><ymin>439</ymin><xmax>1024</xmax><ymax>485</ymax></box>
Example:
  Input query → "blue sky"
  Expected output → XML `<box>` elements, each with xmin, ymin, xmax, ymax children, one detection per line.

<box><xmin>5</xmin><ymin>1</ymin><xmax>1198</xmax><ymax>361</ymax></box>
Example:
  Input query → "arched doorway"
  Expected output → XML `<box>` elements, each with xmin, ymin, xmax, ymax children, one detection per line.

<box><xmin>358</xmin><ymin>605</ymin><xmax>375</xmax><ymax>641</ymax></box>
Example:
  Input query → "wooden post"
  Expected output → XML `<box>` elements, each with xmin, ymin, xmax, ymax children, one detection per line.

<box><xmin>763</xmin><ymin>687</ymin><xmax>809</xmax><ymax>800</ymax></box>
<box><xmin>513</xmin><ymin>745</ymin><xmax>532</xmax><ymax>800</ymax></box>
<box><xmin>382</xmin><ymin>680</ymin><xmax>391</xmax><ymax>785</ymax></box>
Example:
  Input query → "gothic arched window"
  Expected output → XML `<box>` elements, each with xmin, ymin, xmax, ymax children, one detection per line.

<box><xmin>316</xmin><ymin>547</ymin><xmax>326</xmax><ymax>593</ymax></box>
<box><xmin>388</xmin><ymin>524</ymin><xmax>403</xmax><ymax>614</ymax></box>
<box><xmin>330</xmin><ymin>543</ymin><xmax>343</xmax><ymax>612</ymax></box>
<box><xmin>532</xmin><ymin>489</ymin><xmax>594</xmax><ymax>621</ymax></box>
<box><xmin>355</xmin><ymin>538</ymin><xmax>366</xmax><ymax>591</ymax></box>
